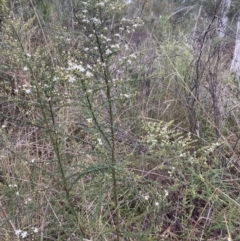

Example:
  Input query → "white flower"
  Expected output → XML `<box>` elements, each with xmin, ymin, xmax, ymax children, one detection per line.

<box><xmin>97</xmin><ymin>138</ymin><xmax>103</xmax><ymax>145</ymax></box>
<box><xmin>15</xmin><ymin>229</ymin><xmax>28</xmax><ymax>239</ymax></box>
<box><xmin>15</xmin><ymin>229</ymin><xmax>22</xmax><ymax>236</ymax></box>
<box><xmin>111</xmin><ymin>44</ymin><xmax>119</xmax><ymax>49</ymax></box>
<box><xmin>155</xmin><ymin>202</ymin><xmax>159</xmax><ymax>206</ymax></box>
<box><xmin>78</xmin><ymin>65</ymin><xmax>85</xmax><ymax>72</ymax></box>
<box><xmin>83</xmin><ymin>19</ymin><xmax>90</xmax><ymax>23</ymax></box>
<box><xmin>91</xmin><ymin>17</ymin><xmax>100</xmax><ymax>23</ymax></box>
<box><xmin>86</xmin><ymin>71</ymin><xmax>93</xmax><ymax>78</ymax></box>
<box><xmin>33</xmin><ymin>227</ymin><xmax>39</xmax><ymax>233</ymax></box>
<box><xmin>87</xmin><ymin>118</ymin><xmax>92</xmax><ymax>124</ymax></box>
<box><xmin>21</xmin><ymin>231</ymin><xmax>28</xmax><ymax>238</ymax></box>
<box><xmin>68</xmin><ymin>76</ymin><xmax>76</xmax><ymax>83</ymax></box>
<box><xmin>24</xmin><ymin>197</ymin><xmax>32</xmax><ymax>204</ymax></box>
<box><xmin>164</xmin><ymin>190</ymin><xmax>169</xmax><ymax>197</ymax></box>
<box><xmin>26</xmin><ymin>53</ymin><xmax>31</xmax><ymax>58</ymax></box>
<box><xmin>24</xmin><ymin>89</ymin><xmax>31</xmax><ymax>94</ymax></box>
<box><xmin>130</xmin><ymin>54</ymin><xmax>137</xmax><ymax>59</ymax></box>
<box><xmin>68</xmin><ymin>62</ymin><xmax>85</xmax><ymax>72</ymax></box>
<box><xmin>16</xmin><ymin>191</ymin><xmax>19</xmax><ymax>196</ymax></box>
<box><xmin>106</xmin><ymin>49</ymin><xmax>112</xmax><ymax>55</ymax></box>
<box><xmin>1</xmin><ymin>124</ymin><xmax>6</xmax><ymax>128</ymax></box>
<box><xmin>144</xmin><ymin>195</ymin><xmax>149</xmax><ymax>200</ymax></box>
<box><xmin>53</xmin><ymin>76</ymin><xmax>58</xmax><ymax>82</ymax></box>
<box><xmin>23</xmin><ymin>66</ymin><xmax>28</xmax><ymax>71</ymax></box>
<box><xmin>97</xmin><ymin>2</ymin><xmax>105</xmax><ymax>7</ymax></box>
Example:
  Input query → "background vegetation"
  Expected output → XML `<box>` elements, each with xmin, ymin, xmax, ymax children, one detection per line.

<box><xmin>0</xmin><ymin>0</ymin><xmax>240</xmax><ymax>240</ymax></box>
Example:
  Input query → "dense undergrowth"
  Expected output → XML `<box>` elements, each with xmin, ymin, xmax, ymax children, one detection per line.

<box><xmin>0</xmin><ymin>0</ymin><xmax>240</xmax><ymax>240</ymax></box>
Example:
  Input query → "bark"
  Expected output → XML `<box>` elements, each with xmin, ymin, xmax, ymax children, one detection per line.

<box><xmin>230</xmin><ymin>17</ymin><xmax>240</xmax><ymax>86</ymax></box>
<box><xmin>216</xmin><ymin>0</ymin><xmax>231</xmax><ymax>39</ymax></box>
<box><xmin>193</xmin><ymin>4</ymin><xmax>202</xmax><ymax>37</ymax></box>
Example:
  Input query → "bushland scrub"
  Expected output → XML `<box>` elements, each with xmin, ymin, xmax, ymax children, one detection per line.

<box><xmin>0</xmin><ymin>0</ymin><xmax>239</xmax><ymax>240</ymax></box>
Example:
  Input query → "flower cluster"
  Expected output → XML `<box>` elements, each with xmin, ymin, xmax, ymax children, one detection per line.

<box><xmin>15</xmin><ymin>227</ymin><xmax>39</xmax><ymax>239</ymax></box>
<box><xmin>15</xmin><ymin>229</ymin><xmax>28</xmax><ymax>239</ymax></box>
<box><xmin>65</xmin><ymin>60</ymin><xmax>94</xmax><ymax>84</ymax></box>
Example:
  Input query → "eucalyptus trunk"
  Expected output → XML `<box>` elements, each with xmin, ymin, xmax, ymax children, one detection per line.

<box><xmin>216</xmin><ymin>0</ymin><xmax>231</xmax><ymax>38</ymax></box>
<box><xmin>231</xmin><ymin>16</ymin><xmax>240</xmax><ymax>86</ymax></box>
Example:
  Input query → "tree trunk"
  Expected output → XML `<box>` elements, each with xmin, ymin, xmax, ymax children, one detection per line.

<box><xmin>216</xmin><ymin>0</ymin><xmax>231</xmax><ymax>39</ymax></box>
<box><xmin>230</xmin><ymin>16</ymin><xmax>240</xmax><ymax>86</ymax></box>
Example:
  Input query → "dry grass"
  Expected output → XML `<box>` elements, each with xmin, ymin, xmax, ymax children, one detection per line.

<box><xmin>0</xmin><ymin>0</ymin><xmax>239</xmax><ymax>240</ymax></box>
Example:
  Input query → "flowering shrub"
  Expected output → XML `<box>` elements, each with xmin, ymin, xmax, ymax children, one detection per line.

<box><xmin>0</xmin><ymin>0</ymin><xmax>239</xmax><ymax>240</ymax></box>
